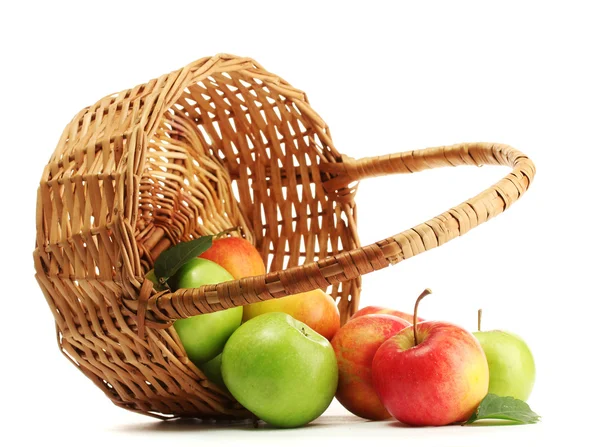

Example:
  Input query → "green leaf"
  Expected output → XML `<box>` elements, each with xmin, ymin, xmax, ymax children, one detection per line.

<box><xmin>465</xmin><ymin>394</ymin><xmax>541</xmax><ymax>425</ymax></box>
<box><xmin>153</xmin><ymin>236</ymin><xmax>213</xmax><ymax>284</ymax></box>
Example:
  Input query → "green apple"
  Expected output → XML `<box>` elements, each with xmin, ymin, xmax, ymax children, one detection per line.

<box><xmin>200</xmin><ymin>353</ymin><xmax>226</xmax><ymax>390</ymax></box>
<box><xmin>144</xmin><ymin>269</ymin><xmax>166</xmax><ymax>291</ymax></box>
<box><xmin>473</xmin><ymin>310</ymin><xmax>536</xmax><ymax>401</ymax></box>
<box><xmin>169</xmin><ymin>258</ymin><xmax>243</xmax><ymax>367</ymax></box>
<box><xmin>221</xmin><ymin>312</ymin><xmax>338</xmax><ymax>428</ymax></box>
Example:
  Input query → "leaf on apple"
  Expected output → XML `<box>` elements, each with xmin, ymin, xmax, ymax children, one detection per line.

<box><xmin>464</xmin><ymin>394</ymin><xmax>541</xmax><ymax>425</ymax></box>
<box><xmin>154</xmin><ymin>236</ymin><xmax>213</xmax><ymax>285</ymax></box>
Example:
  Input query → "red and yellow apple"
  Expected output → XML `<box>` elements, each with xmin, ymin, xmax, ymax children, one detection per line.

<box><xmin>331</xmin><ymin>314</ymin><xmax>411</xmax><ymax>420</ymax></box>
<box><xmin>351</xmin><ymin>305</ymin><xmax>425</xmax><ymax>324</ymax></box>
<box><xmin>200</xmin><ymin>236</ymin><xmax>266</xmax><ymax>279</ymax></box>
<box><xmin>372</xmin><ymin>320</ymin><xmax>489</xmax><ymax>426</ymax></box>
<box><xmin>242</xmin><ymin>289</ymin><xmax>340</xmax><ymax>341</ymax></box>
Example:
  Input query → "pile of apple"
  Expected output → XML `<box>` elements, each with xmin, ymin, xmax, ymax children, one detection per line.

<box><xmin>147</xmin><ymin>234</ymin><xmax>536</xmax><ymax>428</ymax></box>
<box><xmin>334</xmin><ymin>291</ymin><xmax>535</xmax><ymax>426</ymax></box>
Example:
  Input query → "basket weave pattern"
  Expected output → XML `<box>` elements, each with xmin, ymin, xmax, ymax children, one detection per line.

<box><xmin>34</xmin><ymin>54</ymin><xmax>535</xmax><ymax>420</ymax></box>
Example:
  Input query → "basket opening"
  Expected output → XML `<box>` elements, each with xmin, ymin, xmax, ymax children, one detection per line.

<box><xmin>132</xmin><ymin>66</ymin><xmax>363</xmax><ymax>318</ymax></box>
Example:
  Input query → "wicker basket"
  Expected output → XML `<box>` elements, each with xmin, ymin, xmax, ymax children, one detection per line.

<box><xmin>33</xmin><ymin>53</ymin><xmax>535</xmax><ymax>421</ymax></box>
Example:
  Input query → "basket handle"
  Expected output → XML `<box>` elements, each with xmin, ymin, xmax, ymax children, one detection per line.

<box><xmin>141</xmin><ymin>142</ymin><xmax>534</xmax><ymax>323</ymax></box>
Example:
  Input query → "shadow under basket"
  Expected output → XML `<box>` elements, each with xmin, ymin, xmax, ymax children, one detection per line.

<box><xmin>33</xmin><ymin>53</ymin><xmax>535</xmax><ymax>421</ymax></box>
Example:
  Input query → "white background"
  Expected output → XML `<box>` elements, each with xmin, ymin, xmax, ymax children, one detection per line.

<box><xmin>1</xmin><ymin>1</ymin><xmax>598</xmax><ymax>445</ymax></box>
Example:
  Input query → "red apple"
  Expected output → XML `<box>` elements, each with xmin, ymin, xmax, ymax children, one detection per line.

<box><xmin>243</xmin><ymin>289</ymin><xmax>341</xmax><ymax>341</ymax></box>
<box><xmin>351</xmin><ymin>305</ymin><xmax>425</xmax><ymax>323</ymax></box>
<box><xmin>200</xmin><ymin>236</ymin><xmax>266</xmax><ymax>279</ymax></box>
<box><xmin>331</xmin><ymin>314</ymin><xmax>411</xmax><ymax>420</ymax></box>
<box><xmin>372</xmin><ymin>319</ymin><xmax>489</xmax><ymax>426</ymax></box>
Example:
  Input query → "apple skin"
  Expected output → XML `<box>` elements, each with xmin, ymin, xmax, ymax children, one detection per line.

<box><xmin>372</xmin><ymin>321</ymin><xmax>489</xmax><ymax>426</ymax></box>
<box><xmin>473</xmin><ymin>330</ymin><xmax>535</xmax><ymax>401</ymax></box>
<box><xmin>169</xmin><ymin>258</ymin><xmax>243</xmax><ymax>366</ymax></box>
<box><xmin>221</xmin><ymin>312</ymin><xmax>338</xmax><ymax>428</ymax></box>
<box><xmin>144</xmin><ymin>269</ymin><xmax>167</xmax><ymax>291</ymax></box>
<box><xmin>200</xmin><ymin>236</ymin><xmax>266</xmax><ymax>279</ymax></box>
<box><xmin>200</xmin><ymin>353</ymin><xmax>226</xmax><ymax>390</ymax></box>
<box><xmin>331</xmin><ymin>314</ymin><xmax>411</xmax><ymax>420</ymax></box>
<box><xmin>242</xmin><ymin>289</ymin><xmax>340</xmax><ymax>341</ymax></box>
<box><xmin>351</xmin><ymin>305</ymin><xmax>425</xmax><ymax>324</ymax></box>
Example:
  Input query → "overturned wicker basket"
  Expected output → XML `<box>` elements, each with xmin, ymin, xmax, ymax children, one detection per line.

<box><xmin>34</xmin><ymin>54</ymin><xmax>535</xmax><ymax>420</ymax></box>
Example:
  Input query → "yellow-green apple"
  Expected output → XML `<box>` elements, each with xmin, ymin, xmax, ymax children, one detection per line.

<box><xmin>371</xmin><ymin>289</ymin><xmax>489</xmax><ymax>426</ymax></box>
<box><xmin>331</xmin><ymin>314</ymin><xmax>411</xmax><ymax>420</ymax></box>
<box><xmin>200</xmin><ymin>353</ymin><xmax>226</xmax><ymax>390</ymax></box>
<box><xmin>473</xmin><ymin>310</ymin><xmax>535</xmax><ymax>401</ymax></box>
<box><xmin>169</xmin><ymin>258</ymin><xmax>243</xmax><ymax>367</ymax></box>
<box><xmin>144</xmin><ymin>269</ymin><xmax>166</xmax><ymax>291</ymax></box>
<box><xmin>351</xmin><ymin>305</ymin><xmax>425</xmax><ymax>323</ymax></box>
<box><xmin>221</xmin><ymin>312</ymin><xmax>338</xmax><ymax>428</ymax></box>
<box><xmin>199</xmin><ymin>236</ymin><xmax>266</xmax><ymax>279</ymax></box>
<box><xmin>242</xmin><ymin>289</ymin><xmax>340</xmax><ymax>340</ymax></box>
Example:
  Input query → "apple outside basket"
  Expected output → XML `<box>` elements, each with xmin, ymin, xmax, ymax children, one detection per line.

<box><xmin>33</xmin><ymin>54</ymin><xmax>535</xmax><ymax>421</ymax></box>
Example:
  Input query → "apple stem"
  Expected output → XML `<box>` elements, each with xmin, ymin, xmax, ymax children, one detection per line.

<box><xmin>478</xmin><ymin>308</ymin><xmax>482</xmax><ymax>332</ymax></box>
<box><xmin>158</xmin><ymin>277</ymin><xmax>172</xmax><ymax>291</ymax></box>
<box><xmin>215</xmin><ymin>226</ymin><xmax>244</xmax><ymax>240</ymax></box>
<box><xmin>413</xmin><ymin>288</ymin><xmax>432</xmax><ymax>346</ymax></box>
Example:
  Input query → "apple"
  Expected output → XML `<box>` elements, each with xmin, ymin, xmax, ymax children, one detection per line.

<box><xmin>351</xmin><ymin>305</ymin><xmax>425</xmax><ymax>323</ymax></box>
<box><xmin>169</xmin><ymin>258</ymin><xmax>243</xmax><ymax>367</ymax></box>
<box><xmin>331</xmin><ymin>314</ymin><xmax>411</xmax><ymax>420</ymax></box>
<box><xmin>200</xmin><ymin>353</ymin><xmax>226</xmax><ymax>390</ymax></box>
<box><xmin>371</xmin><ymin>289</ymin><xmax>489</xmax><ymax>426</ymax></box>
<box><xmin>200</xmin><ymin>236</ymin><xmax>266</xmax><ymax>279</ymax></box>
<box><xmin>473</xmin><ymin>309</ymin><xmax>535</xmax><ymax>401</ymax></box>
<box><xmin>221</xmin><ymin>312</ymin><xmax>338</xmax><ymax>428</ymax></box>
<box><xmin>144</xmin><ymin>269</ymin><xmax>166</xmax><ymax>291</ymax></box>
<box><xmin>242</xmin><ymin>289</ymin><xmax>340</xmax><ymax>340</ymax></box>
